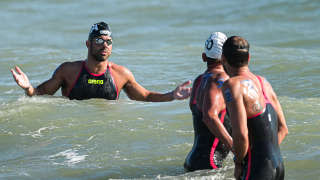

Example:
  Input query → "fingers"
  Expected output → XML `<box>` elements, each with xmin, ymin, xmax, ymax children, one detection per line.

<box><xmin>180</xmin><ymin>80</ymin><xmax>192</xmax><ymax>87</ymax></box>
<box><xmin>186</xmin><ymin>87</ymin><xmax>192</xmax><ymax>94</ymax></box>
<box><xmin>10</xmin><ymin>68</ymin><xmax>15</xmax><ymax>74</ymax></box>
<box><xmin>174</xmin><ymin>87</ymin><xmax>192</xmax><ymax>100</ymax></box>
<box><xmin>10</xmin><ymin>66</ymin><xmax>24</xmax><ymax>83</ymax></box>
<box><xmin>15</xmin><ymin>66</ymin><xmax>23</xmax><ymax>74</ymax></box>
<box><xmin>10</xmin><ymin>68</ymin><xmax>18</xmax><ymax>79</ymax></box>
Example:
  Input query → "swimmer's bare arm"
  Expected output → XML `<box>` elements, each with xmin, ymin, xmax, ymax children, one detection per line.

<box><xmin>11</xmin><ymin>65</ymin><xmax>64</xmax><ymax>96</ymax></box>
<box><xmin>223</xmin><ymin>80</ymin><xmax>248</xmax><ymax>162</ymax></box>
<box><xmin>123</xmin><ymin>67</ymin><xmax>191</xmax><ymax>102</ymax></box>
<box><xmin>202</xmin><ymin>80</ymin><xmax>233</xmax><ymax>150</ymax></box>
<box><xmin>264</xmin><ymin>79</ymin><xmax>288</xmax><ymax>144</ymax></box>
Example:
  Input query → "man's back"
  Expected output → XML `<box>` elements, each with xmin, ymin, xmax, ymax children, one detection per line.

<box><xmin>197</xmin><ymin>71</ymin><xmax>228</xmax><ymax>112</ymax></box>
<box><xmin>224</xmin><ymin>72</ymin><xmax>285</xmax><ymax>180</ymax></box>
<box><xmin>185</xmin><ymin>70</ymin><xmax>232</xmax><ymax>171</ymax></box>
<box><xmin>221</xmin><ymin>35</ymin><xmax>288</xmax><ymax>180</ymax></box>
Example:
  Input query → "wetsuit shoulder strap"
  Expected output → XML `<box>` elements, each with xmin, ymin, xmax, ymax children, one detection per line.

<box><xmin>106</xmin><ymin>62</ymin><xmax>119</xmax><ymax>99</ymax></box>
<box><xmin>66</xmin><ymin>61</ymin><xmax>85</xmax><ymax>97</ymax></box>
<box><xmin>191</xmin><ymin>75</ymin><xmax>203</xmax><ymax>105</ymax></box>
<box><xmin>256</xmin><ymin>75</ymin><xmax>270</xmax><ymax>103</ymax></box>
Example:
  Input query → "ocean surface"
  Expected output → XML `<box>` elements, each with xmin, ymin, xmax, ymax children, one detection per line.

<box><xmin>0</xmin><ymin>0</ymin><xmax>320</xmax><ymax>179</ymax></box>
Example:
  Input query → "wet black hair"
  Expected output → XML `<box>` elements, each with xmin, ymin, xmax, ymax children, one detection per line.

<box><xmin>222</xmin><ymin>36</ymin><xmax>250</xmax><ymax>68</ymax></box>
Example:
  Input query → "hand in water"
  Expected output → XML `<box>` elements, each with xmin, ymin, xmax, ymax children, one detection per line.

<box><xmin>10</xmin><ymin>66</ymin><xmax>31</xmax><ymax>90</ymax></box>
<box><xmin>173</xmin><ymin>80</ymin><xmax>192</xmax><ymax>100</ymax></box>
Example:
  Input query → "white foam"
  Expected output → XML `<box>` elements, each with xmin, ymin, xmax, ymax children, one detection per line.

<box><xmin>87</xmin><ymin>135</ymin><xmax>96</xmax><ymax>141</ymax></box>
<box><xmin>20</xmin><ymin>126</ymin><xmax>57</xmax><ymax>138</ymax></box>
<box><xmin>49</xmin><ymin>149</ymin><xmax>88</xmax><ymax>166</ymax></box>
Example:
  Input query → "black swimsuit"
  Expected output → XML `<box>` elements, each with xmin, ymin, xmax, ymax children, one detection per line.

<box><xmin>240</xmin><ymin>76</ymin><xmax>284</xmax><ymax>180</ymax></box>
<box><xmin>67</xmin><ymin>61</ymin><xmax>119</xmax><ymax>100</ymax></box>
<box><xmin>184</xmin><ymin>72</ymin><xmax>232</xmax><ymax>171</ymax></box>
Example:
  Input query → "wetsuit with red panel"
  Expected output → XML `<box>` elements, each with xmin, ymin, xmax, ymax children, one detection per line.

<box><xmin>240</xmin><ymin>76</ymin><xmax>284</xmax><ymax>180</ymax></box>
<box><xmin>68</xmin><ymin>61</ymin><xmax>119</xmax><ymax>100</ymax></box>
<box><xmin>184</xmin><ymin>72</ymin><xmax>232</xmax><ymax>172</ymax></box>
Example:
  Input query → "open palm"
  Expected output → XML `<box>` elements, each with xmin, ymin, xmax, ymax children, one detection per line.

<box><xmin>10</xmin><ymin>66</ymin><xmax>31</xmax><ymax>89</ymax></box>
<box><xmin>173</xmin><ymin>80</ymin><xmax>192</xmax><ymax>100</ymax></box>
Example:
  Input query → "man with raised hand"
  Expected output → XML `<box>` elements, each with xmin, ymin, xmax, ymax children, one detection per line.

<box><xmin>11</xmin><ymin>22</ymin><xmax>191</xmax><ymax>101</ymax></box>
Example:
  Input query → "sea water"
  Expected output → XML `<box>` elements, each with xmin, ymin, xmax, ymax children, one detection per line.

<box><xmin>0</xmin><ymin>0</ymin><xmax>320</xmax><ymax>179</ymax></box>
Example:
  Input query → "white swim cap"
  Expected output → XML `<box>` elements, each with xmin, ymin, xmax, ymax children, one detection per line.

<box><xmin>204</xmin><ymin>32</ymin><xmax>227</xmax><ymax>59</ymax></box>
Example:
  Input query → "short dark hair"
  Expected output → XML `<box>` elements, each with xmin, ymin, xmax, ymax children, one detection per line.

<box><xmin>222</xmin><ymin>36</ymin><xmax>250</xmax><ymax>68</ymax></box>
<box><xmin>207</xmin><ymin>57</ymin><xmax>222</xmax><ymax>64</ymax></box>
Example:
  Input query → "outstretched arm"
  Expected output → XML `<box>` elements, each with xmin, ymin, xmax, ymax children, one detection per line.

<box><xmin>11</xmin><ymin>65</ymin><xmax>64</xmax><ymax>97</ymax></box>
<box><xmin>123</xmin><ymin>68</ymin><xmax>191</xmax><ymax>102</ymax></box>
<box><xmin>202</xmin><ymin>80</ymin><xmax>233</xmax><ymax>150</ymax></box>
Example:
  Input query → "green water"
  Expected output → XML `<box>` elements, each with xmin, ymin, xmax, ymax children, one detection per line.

<box><xmin>0</xmin><ymin>0</ymin><xmax>320</xmax><ymax>179</ymax></box>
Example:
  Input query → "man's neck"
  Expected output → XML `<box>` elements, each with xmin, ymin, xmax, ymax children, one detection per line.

<box><xmin>85</xmin><ymin>58</ymin><xmax>109</xmax><ymax>74</ymax></box>
<box><xmin>206</xmin><ymin>64</ymin><xmax>224</xmax><ymax>73</ymax></box>
<box><xmin>230</xmin><ymin>66</ymin><xmax>250</xmax><ymax>77</ymax></box>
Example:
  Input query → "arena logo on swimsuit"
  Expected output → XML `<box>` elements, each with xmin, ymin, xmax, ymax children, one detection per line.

<box><xmin>88</xmin><ymin>79</ymin><xmax>104</xmax><ymax>85</ymax></box>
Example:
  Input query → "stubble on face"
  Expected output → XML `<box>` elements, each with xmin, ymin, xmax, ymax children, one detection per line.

<box><xmin>89</xmin><ymin>39</ymin><xmax>111</xmax><ymax>62</ymax></box>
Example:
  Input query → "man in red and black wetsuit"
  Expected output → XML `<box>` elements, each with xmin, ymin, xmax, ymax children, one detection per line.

<box><xmin>11</xmin><ymin>22</ymin><xmax>191</xmax><ymax>101</ymax></box>
<box><xmin>221</xmin><ymin>36</ymin><xmax>288</xmax><ymax>180</ymax></box>
<box><xmin>184</xmin><ymin>32</ymin><xmax>233</xmax><ymax>171</ymax></box>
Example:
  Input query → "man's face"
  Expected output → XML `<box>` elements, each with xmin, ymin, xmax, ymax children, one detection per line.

<box><xmin>88</xmin><ymin>35</ymin><xmax>113</xmax><ymax>62</ymax></box>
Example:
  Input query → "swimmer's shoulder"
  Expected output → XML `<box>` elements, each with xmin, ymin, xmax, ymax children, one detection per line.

<box><xmin>108</xmin><ymin>62</ymin><xmax>132</xmax><ymax>77</ymax></box>
<box><xmin>58</xmin><ymin>60</ymin><xmax>83</xmax><ymax>70</ymax></box>
<box><xmin>222</xmin><ymin>76</ymin><xmax>242</xmax><ymax>92</ymax></box>
<box><xmin>53</xmin><ymin>60</ymin><xmax>83</xmax><ymax>78</ymax></box>
<box><xmin>194</xmin><ymin>74</ymin><xmax>203</xmax><ymax>82</ymax></box>
<box><xmin>191</xmin><ymin>74</ymin><xmax>204</xmax><ymax>89</ymax></box>
<box><xmin>211</xmin><ymin>71</ymin><xmax>229</xmax><ymax>86</ymax></box>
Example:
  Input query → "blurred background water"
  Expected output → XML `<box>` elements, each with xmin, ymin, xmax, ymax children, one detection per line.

<box><xmin>0</xmin><ymin>0</ymin><xmax>319</xmax><ymax>179</ymax></box>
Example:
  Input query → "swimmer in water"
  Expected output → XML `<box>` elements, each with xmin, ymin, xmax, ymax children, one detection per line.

<box><xmin>10</xmin><ymin>21</ymin><xmax>191</xmax><ymax>101</ymax></box>
<box><xmin>221</xmin><ymin>36</ymin><xmax>288</xmax><ymax>180</ymax></box>
<box><xmin>184</xmin><ymin>32</ymin><xmax>233</xmax><ymax>171</ymax></box>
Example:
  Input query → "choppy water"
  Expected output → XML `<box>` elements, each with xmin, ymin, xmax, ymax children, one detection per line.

<box><xmin>0</xmin><ymin>0</ymin><xmax>320</xmax><ymax>179</ymax></box>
